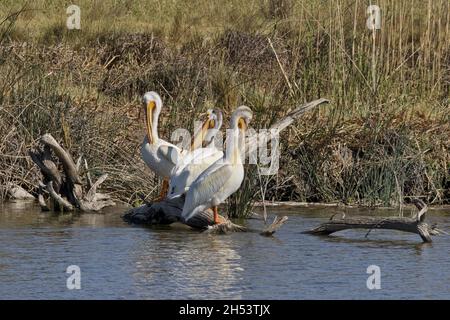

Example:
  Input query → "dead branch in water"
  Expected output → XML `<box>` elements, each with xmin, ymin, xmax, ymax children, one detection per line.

<box><xmin>122</xmin><ymin>197</ymin><xmax>288</xmax><ymax>236</ymax></box>
<box><xmin>122</xmin><ymin>197</ymin><xmax>228</xmax><ymax>229</ymax></box>
<box><xmin>304</xmin><ymin>199</ymin><xmax>442</xmax><ymax>243</ymax></box>
<box><xmin>260</xmin><ymin>215</ymin><xmax>289</xmax><ymax>236</ymax></box>
<box><xmin>123</xmin><ymin>98</ymin><xmax>329</xmax><ymax>233</ymax></box>
<box><xmin>29</xmin><ymin>134</ymin><xmax>115</xmax><ymax>212</ymax></box>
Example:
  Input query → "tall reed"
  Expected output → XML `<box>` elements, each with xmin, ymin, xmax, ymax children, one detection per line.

<box><xmin>0</xmin><ymin>0</ymin><xmax>448</xmax><ymax>210</ymax></box>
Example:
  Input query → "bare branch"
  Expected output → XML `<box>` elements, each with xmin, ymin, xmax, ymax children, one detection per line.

<box><xmin>40</xmin><ymin>134</ymin><xmax>81</xmax><ymax>184</ymax></box>
<box><xmin>85</xmin><ymin>174</ymin><xmax>108</xmax><ymax>202</ymax></box>
<box><xmin>76</xmin><ymin>155</ymin><xmax>83</xmax><ymax>172</ymax></box>
<box><xmin>29</xmin><ymin>148</ymin><xmax>62</xmax><ymax>191</ymax></box>
<box><xmin>37</xmin><ymin>184</ymin><xmax>49</xmax><ymax>211</ymax></box>
<box><xmin>412</xmin><ymin>198</ymin><xmax>428</xmax><ymax>222</ymax></box>
<box><xmin>260</xmin><ymin>215</ymin><xmax>289</xmax><ymax>236</ymax></box>
<box><xmin>46</xmin><ymin>181</ymin><xmax>73</xmax><ymax>211</ymax></box>
<box><xmin>84</xmin><ymin>158</ymin><xmax>93</xmax><ymax>190</ymax></box>
<box><xmin>305</xmin><ymin>210</ymin><xmax>439</xmax><ymax>243</ymax></box>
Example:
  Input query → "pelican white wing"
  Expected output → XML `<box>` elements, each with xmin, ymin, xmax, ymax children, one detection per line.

<box><xmin>168</xmin><ymin>147</ymin><xmax>223</xmax><ymax>198</ymax></box>
<box><xmin>141</xmin><ymin>137</ymin><xmax>182</xmax><ymax>178</ymax></box>
<box><xmin>182</xmin><ymin>160</ymin><xmax>243</xmax><ymax>221</ymax></box>
<box><xmin>180</xmin><ymin>105</ymin><xmax>252</xmax><ymax>224</ymax></box>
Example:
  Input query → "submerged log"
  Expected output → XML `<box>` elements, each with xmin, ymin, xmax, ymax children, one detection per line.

<box><xmin>122</xmin><ymin>197</ymin><xmax>288</xmax><ymax>235</ymax></box>
<box><xmin>29</xmin><ymin>134</ymin><xmax>115</xmax><ymax>212</ymax></box>
<box><xmin>304</xmin><ymin>199</ymin><xmax>443</xmax><ymax>243</ymax></box>
<box><xmin>122</xmin><ymin>197</ymin><xmax>229</xmax><ymax>229</ymax></box>
<box><xmin>123</xmin><ymin>98</ymin><xmax>329</xmax><ymax>232</ymax></box>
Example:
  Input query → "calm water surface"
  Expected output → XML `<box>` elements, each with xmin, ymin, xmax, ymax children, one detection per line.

<box><xmin>0</xmin><ymin>201</ymin><xmax>449</xmax><ymax>299</ymax></box>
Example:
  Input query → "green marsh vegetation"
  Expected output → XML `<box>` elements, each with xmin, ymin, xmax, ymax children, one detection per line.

<box><xmin>0</xmin><ymin>0</ymin><xmax>448</xmax><ymax>213</ymax></box>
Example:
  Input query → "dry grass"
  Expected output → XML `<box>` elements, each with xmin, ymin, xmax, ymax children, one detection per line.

<box><xmin>0</xmin><ymin>0</ymin><xmax>449</xmax><ymax>211</ymax></box>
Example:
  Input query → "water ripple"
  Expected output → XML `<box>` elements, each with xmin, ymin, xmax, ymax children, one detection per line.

<box><xmin>0</xmin><ymin>203</ymin><xmax>449</xmax><ymax>299</ymax></box>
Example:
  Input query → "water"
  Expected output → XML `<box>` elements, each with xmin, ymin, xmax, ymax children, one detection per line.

<box><xmin>0</xmin><ymin>201</ymin><xmax>449</xmax><ymax>299</ymax></box>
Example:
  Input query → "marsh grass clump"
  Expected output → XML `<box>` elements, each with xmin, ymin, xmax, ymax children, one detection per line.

<box><xmin>263</xmin><ymin>0</ymin><xmax>293</xmax><ymax>20</ymax></box>
<box><xmin>220</xmin><ymin>30</ymin><xmax>287</xmax><ymax>71</ymax></box>
<box><xmin>0</xmin><ymin>0</ymin><xmax>449</xmax><ymax>212</ymax></box>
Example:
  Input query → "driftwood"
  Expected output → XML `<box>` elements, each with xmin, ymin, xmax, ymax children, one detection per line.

<box><xmin>29</xmin><ymin>133</ymin><xmax>115</xmax><ymax>212</ymax></box>
<box><xmin>305</xmin><ymin>199</ymin><xmax>443</xmax><ymax>243</ymax></box>
<box><xmin>122</xmin><ymin>197</ymin><xmax>214</xmax><ymax>228</ymax></box>
<box><xmin>259</xmin><ymin>215</ymin><xmax>289</xmax><ymax>236</ymax></box>
<box><xmin>123</xmin><ymin>98</ymin><xmax>329</xmax><ymax>232</ymax></box>
<box><xmin>122</xmin><ymin>197</ymin><xmax>289</xmax><ymax>235</ymax></box>
<box><xmin>6</xmin><ymin>183</ymin><xmax>35</xmax><ymax>200</ymax></box>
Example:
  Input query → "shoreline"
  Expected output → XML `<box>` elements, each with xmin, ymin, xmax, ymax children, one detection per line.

<box><xmin>3</xmin><ymin>198</ymin><xmax>450</xmax><ymax>212</ymax></box>
<box><xmin>253</xmin><ymin>201</ymin><xmax>450</xmax><ymax>211</ymax></box>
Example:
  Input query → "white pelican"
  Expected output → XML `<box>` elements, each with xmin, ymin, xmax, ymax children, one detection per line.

<box><xmin>140</xmin><ymin>91</ymin><xmax>212</xmax><ymax>200</ymax></box>
<box><xmin>167</xmin><ymin>108</ymin><xmax>224</xmax><ymax>199</ymax></box>
<box><xmin>182</xmin><ymin>106</ymin><xmax>253</xmax><ymax>224</ymax></box>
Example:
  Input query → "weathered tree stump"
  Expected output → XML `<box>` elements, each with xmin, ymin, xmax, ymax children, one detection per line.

<box><xmin>304</xmin><ymin>199</ymin><xmax>443</xmax><ymax>243</ymax></box>
<box><xmin>123</xmin><ymin>98</ymin><xmax>329</xmax><ymax>232</ymax></box>
<box><xmin>29</xmin><ymin>133</ymin><xmax>115</xmax><ymax>212</ymax></box>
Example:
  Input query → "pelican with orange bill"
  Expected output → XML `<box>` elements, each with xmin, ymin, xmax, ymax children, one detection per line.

<box><xmin>140</xmin><ymin>91</ymin><xmax>216</xmax><ymax>200</ymax></box>
<box><xmin>182</xmin><ymin>106</ymin><xmax>252</xmax><ymax>224</ymax></box>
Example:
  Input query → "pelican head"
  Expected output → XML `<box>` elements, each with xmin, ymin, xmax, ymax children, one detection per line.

<box><xmin>142</xmin><ymin>91</ymin><xmax>162</xmax><ymax>144</ymax></box>
<box><xmin>231</xmin><ymin>105</ymin><xmax>252</xmax><ymax>132</ymax></box>
<box><xmin>192</xmin><ymin>108</ymin><xmax>223</xmax><ymax>150</ymax></box>
<box><xmin>207</xmin><ymin>108</ymin><xmax>223</xmax><ymax>129</ymax></box>
<box><xmin>203</xmin><ymin>108</ymin><xmax>223</xmax><ymax>148</ymax></box>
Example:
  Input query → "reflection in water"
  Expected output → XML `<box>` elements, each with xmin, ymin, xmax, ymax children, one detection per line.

<box><xmin>318</xmin><ymin>233</ymin><xmax>431</xmax><ymax>254</ymax></box>
<box><xmin>0</xmin><ymin>202</ymin><xmax>449</xmax><ymax>299</ymax></box>
<box><xmin>131</xmin><ymin>230</ymin><xmax>244</xmax><ymax>299</ymax></box>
